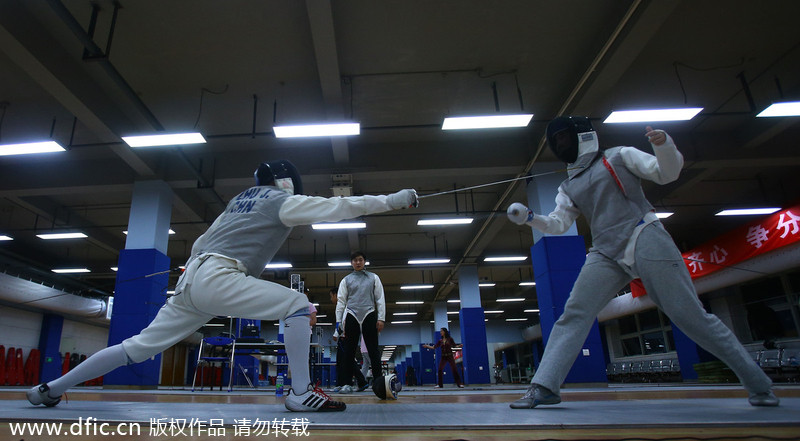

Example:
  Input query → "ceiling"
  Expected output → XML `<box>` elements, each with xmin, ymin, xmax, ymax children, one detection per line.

<box><xmin>1</xmin><ymin>0</ymin><xmax>799</xmax><ymax>327</ymax></box>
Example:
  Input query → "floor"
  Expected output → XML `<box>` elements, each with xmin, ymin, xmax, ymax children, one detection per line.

<box><xmin>0</xmin><ymin>383</ymin><xmax>798</xmax><ymax>440</ymax></box>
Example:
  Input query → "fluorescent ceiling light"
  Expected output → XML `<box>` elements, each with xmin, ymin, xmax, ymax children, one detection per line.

<box><xmin>400</xmin><ymin>284</ymin><xmax>434</xmax><ymax>290</ymax></box>
<box><xmin>497</xmin><ymin>298</ymin><xmax>525</xmax><ymax>302</ymax></box>
<box><xmin>273</xmin><ymin>123</ymin><xmax>360</xmax><ymax>138</ymax></box>
<box><xmin>52</xmin><ymin>268</ymin><xmax>90</xmax><ymax>274</ymax></box>
<box><xmin>316</xmin><ymin>314</ymin><xmax>327</xmax><ymax>318</ymax></box>
<box><xmin>603</xmin><ymin>108</ymin><xmax>703</xmax><ymax>123</ymax></box>
<box><xmin>0</xmin><ymin>235</ymin><xmax>13</xmax><ymax>241</ymax></box>
<box><xmin>715</xmin><ymin>208</ymin><xmax>781</xmax><ymax>216</ymax></box>
<box><xmin>122</xmin><ymin>132</ymin><xmax>206</xmax><ymax>147</ymax></box>
<box><xmin>396</xmin><ymin>301</ymin><xmax>424</xmax><ymax>305</ymax></box>
<box><xmin>442</xmin><ymin>114</ymin><xmax>533</xmax><ymax>130</ymax></box>
<box><xmin>519</xmin><ymin>282</ymin><xmax>536</xmax><ymax>286</ymax></box>
<box><xmin>408</xmin><ymin>258</ymin><xmax>450</xmax><ymax>265</ymax></box>
<box><xmin>756</xmin><ymin>101</ymin><xmax>800</xmax><ymax>117</ymax></box>
<box><xmin>391</xmin><ymin>321</ymin><xmax>412</xmax><ymax>324</ymax></box>
<box><xmin>484</xmin><ymin>310</ymin><xmax>504</xmax><ymax>314</ymax></box>
<box><xmin>484</xmin><ymin>256</ymin><xmax>528</xmax><ymax>262</ymax></box>
<box><xmin>447</xmin><ymin>299</ymin><xmax>460</xmax><ymax>303</ymax></box>
<box><xmin>328</xmin><ymin>261</ymin><xmax>370</xmax><ymax>267</ymax></box>
<box><xmin>479</xmin><ymin>283</ymin><xmax>496</xmax><ymax>287</ymax></box>
<box><xmin>312</xmin><ymin>222</ymin><xmax>366</xmax><ymax>230</ymax></box>
<box><xmin>0</xmin><ymin>141</ymin><xmax>66</xmax><ymax>156</ymax></box>
<box><xmin>446</xmin><ymin>311</ymin><xmax>459</xmax><ymax>315</ymax></box>
<box><xmin>37</xmin><ymin>232</ymin><xmax>87</xmax><ymax>240</ymax></box>
<box><xmin>316</xmin><ymin>322</ymin><xmax>333</xmax><ymax>326</ymax></box>
<box><xmin>265</xmin><ymin>263</ymin><xmax>292</xmax><ymax>269</ymax></box>
<box><xmin>417</xmin><ymin>218</ymin><xmax>474</xmax><ymax>226</ymax></box>
<box><xmin>506</xmin><ymin>318</ymin><xmax>528</xmax><ymax>322</ymax></box>
<box><xmin>203</xmin><ymin>323</ymin><xmax>226</xmax><ymax>327</ymax></box>
<box><xmin>123</xmin><ymin>229</ymin><xmax>176</xmax><ymax>235</ymax></box>
<box><xmin>524</xmin><ymin>309</ymin><xmax>540</xmax><ymax>313</ymax></box>
<box><xmin>167</xmin><ymin>290</ymin><xmax>175</xmax><ymax>295</ymax></box>
<box><xmin>655</xmin><ymin>212</ymin><xmax>674</xmax><ymax>219</ymax></box>
<box><xmin>110</xmin><ymin>267</ymin><xmax>118</xmax><ymax>271</ymax></box>
<box><xmin>393</xmin><ymin>312</ymin><xmax>417</xmax><ymax>316</ymax></box>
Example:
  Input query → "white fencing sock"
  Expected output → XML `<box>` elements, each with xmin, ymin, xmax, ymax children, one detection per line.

<box><xmin>283</xmin><ymin>314</ymin><xmax>311</xmax><ymax>391</ymax></box>
<box><xmin>47</xmin><ymin>344</ymin><xmax>129</xmax><ymax>397</ymax></box>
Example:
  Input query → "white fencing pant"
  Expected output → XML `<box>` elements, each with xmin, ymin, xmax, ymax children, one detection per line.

<box><xmin>123</xmin><ymin>254</ymin><xmax>308</xmax><ymax>363</ymax></box>
<box><xmin>531</xmin><ymin>223</ymin><xmax>773</xmax><ymax>395</ymax></box>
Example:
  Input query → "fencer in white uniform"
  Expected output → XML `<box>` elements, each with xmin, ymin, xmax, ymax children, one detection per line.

<box><xmin>507</xmin><ymin>117</ymin><xmax>778</xmax><ymax>408</ymax></box>
<box><xmin>28</xmin><ymin>160</ymin><xmax>418</xmax><ymax>412</ymax></box>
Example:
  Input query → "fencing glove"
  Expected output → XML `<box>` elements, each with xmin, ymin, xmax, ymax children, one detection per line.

<box><xmin>387</xmin><ymin>189</ymin><xmax>419</xmax><ymax>209</ymax></box>
<box><xmin>507</xmin><ymin>202</ymin><xmax>533</xmax><ymax>225</ymax></box>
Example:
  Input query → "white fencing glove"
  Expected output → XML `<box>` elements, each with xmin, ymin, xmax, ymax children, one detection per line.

<box><xmin>507</xmin><ymin>202</ymin><xmax>533</xmax><ymax>225</ymax></box>
<box><xmin>387</xmin><ymin>189</ymin><xmax>419</xmax><ymax>209</ymax></box>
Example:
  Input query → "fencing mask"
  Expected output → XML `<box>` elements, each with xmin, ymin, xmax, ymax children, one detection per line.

<box><xmin>546</xmin><ymin>116</ymin><xmax>595</xmax><ymax>164</ymax></box>
<box><xmin>372</xmin><ymin>374</ymin><xmax>401</xmax><ymax>400</ymax></box>
<box><xmin>254</xmin><ymin>160</ymin><xmax>303</xmax><ymax>195</ymax></box>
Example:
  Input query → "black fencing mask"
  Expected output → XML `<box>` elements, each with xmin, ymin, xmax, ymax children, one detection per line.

<box><xmin>546</xmin><ymin>116</ymin><xmax>594</xmax><ymax>163</ymax></box>
<box><xmin>254</xmin><ymin>160</ymin><xmax>303</xmax><ymax>195</ymax></box>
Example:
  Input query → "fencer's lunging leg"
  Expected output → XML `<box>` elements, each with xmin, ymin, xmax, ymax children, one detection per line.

<box><xmin>47</xmin><ymin>344</ymin><xmax>130</xmax><ymax>397</ymax></box>
<box><xmin>283</xmin><ymin>311</ymin><xmax>311</xmax><ymax>389</ymax></box>
<box><xmin>531</xmin><ymin>253</ymin><xmax>629</xmax><ymax>393</ymax></box>
<box><xmin>634</xmin><ymin>225</ymin><xmax>772</xmax><ymax>395</ymax></box>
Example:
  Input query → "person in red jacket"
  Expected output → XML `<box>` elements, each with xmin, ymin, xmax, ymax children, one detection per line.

<box><xmin>423</xmin><ymin>328</ymin><xmax>464</xmax><ymax>389</ymax></box>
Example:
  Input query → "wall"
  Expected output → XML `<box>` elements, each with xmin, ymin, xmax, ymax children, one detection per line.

<box><xmin>60</xmin><ymin>320</ymin><xmax>109</xmax><ymax>356</ymax></box>
<box><xmin>0</xmin><ymin>306</ymin><xmax>42</xmax><ymax>353</ymax></box>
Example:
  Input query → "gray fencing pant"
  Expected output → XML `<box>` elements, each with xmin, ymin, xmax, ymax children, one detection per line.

<box><xmin>531</xmin><ymin>223</ymin><xmax>772</xmax><ymax>395</ymax></box>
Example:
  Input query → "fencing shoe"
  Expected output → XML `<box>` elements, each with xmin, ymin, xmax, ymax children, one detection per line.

<box><xmin>339</xmin><ymin>385</ymin><xmax>353</xmax><ymax>394</ymax></box>
<box><xmin>27</xmin><ymin>384</ymin><xmax>61</xmax><ymax>407</ymax></box>
<box><xmin>285</xmin><ymin>383</ymin><xmax>346</xmax><ymax>412</ymax></box>
<box><xmin>749</xmin><ymin>391</ymin><xmax>780</xmax><ymax>407</ymax></box>
<box><xmin>509</xmin><ymin>383</ymin><xmax>561</xmax><ymax>409</ymax></box>
<box><xmin>356</xmin><ymin>382</ymin><xmax>370</xmax><ymax>392</ymax></box>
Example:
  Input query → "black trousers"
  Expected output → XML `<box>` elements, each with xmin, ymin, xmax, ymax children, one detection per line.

<box><xmin>337</xmin><ymin>311</ymin><xmax>381</xmax><ymax>386</ymax></box>
<box><xmin>335</xmin><ymin>334</ymin><xmax>366</xmax><ymax>387</ymax></box>
<box><xmin>437</xmin><ymin>356</ymin><xmax>462</xmax><ymax>386</ymax></box>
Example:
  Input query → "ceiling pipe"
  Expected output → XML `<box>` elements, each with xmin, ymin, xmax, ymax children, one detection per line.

<box><xmin>44</xmin><ymin>0</ymin><xmax>224</xmax><ymax>209</ymax></box>
<box><xmin>44</xmin><ymin>0</ymin><xmax>163</xmax><ymax>131</ymax></box>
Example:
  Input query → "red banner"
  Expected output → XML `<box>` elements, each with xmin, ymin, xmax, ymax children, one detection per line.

<box><xmin>632</xmin><ymin>203</ymin><xmax>800</xmax><ymax>297</ymax></box>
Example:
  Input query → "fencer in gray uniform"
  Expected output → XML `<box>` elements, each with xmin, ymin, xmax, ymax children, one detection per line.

<box><xmin>28</xmin><ymin>160</ymin><xmax>418</xmax><ymax>412</ymax></box>
<box><xmin>507</xmin><ymin>117</ymin><xmax>778</xmax><ymax>408</ymax></box>
<box><xmin>334</xmin><ymin>251</ymin><xmax>385</xmax><ymax>392</ymax></box>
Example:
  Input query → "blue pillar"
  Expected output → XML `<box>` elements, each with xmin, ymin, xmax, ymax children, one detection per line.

<box><xmin>420</xmin><ymin>343</ymin><xmax>436</xmax><ymax>385</ymax></box>
<box><xmin>105</xmin><ymin>180</ymin><xmax>173</xmax><ymax>387</ymax></box>
<box><xmin>532</xmin><ymin>237</ymin><xmax>607</xmax><ymax>384</ymax></box>
<box><xmin>458</xmin><ymin>265</ymin><xmax>490</xmax><ymax>384</ymax></box>
<box><xmin>37</xmin><ymin>314</ymin><xmax>64</xmax><ymax>383</ymax></box>
<box><xmin>411</xmin><ymin>351</ymin><xmax>421</xmax><ymax>386</ymax></box>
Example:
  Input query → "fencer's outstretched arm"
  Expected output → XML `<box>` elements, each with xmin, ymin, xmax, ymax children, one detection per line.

<box><xmin>619</xmin><ymin>128</ymin><xmax>683</xmax><ymax>184</ymax></box>
<box><xmin>506</xmin><ymin>189</ymin><xmax>580</xmax><ymax>234</ymax></box>
<box><xmin>278</xmin><ymin>190</ymin><xmax>417</xmax><ymax>227</ymax></box>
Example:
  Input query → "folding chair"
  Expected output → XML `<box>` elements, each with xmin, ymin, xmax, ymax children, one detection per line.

<box><xmin>191</xmin><ymin>336</ymin><xmax>236</xmax><ymax>392</ymax></box>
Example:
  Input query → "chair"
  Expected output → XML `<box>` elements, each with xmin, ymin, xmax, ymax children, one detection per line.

<box><xmin>191</xmin><ymin>336</ymin><xmax>236</xmax><ymax>392</ymax></box>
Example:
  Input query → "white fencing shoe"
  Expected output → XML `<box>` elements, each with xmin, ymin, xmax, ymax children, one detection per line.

<box><xmin>27</xmin><ymin>384</ymin><xmax>62</xmax><ymax>407</ymax></box>
<box><xmin>285</xmin><ymin>383</ymin><xmax>346</xmax><ymax>412</ymax></box>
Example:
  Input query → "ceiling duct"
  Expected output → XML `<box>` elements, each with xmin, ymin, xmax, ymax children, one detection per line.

<box><xmin>0</xmin><ymin>271</ymin><xmax>107</xmax><ymax>319</ymax></box>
